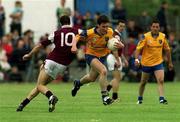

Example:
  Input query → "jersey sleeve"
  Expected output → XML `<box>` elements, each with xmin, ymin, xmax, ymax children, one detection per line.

<box><xmin>40</xmin><ymin>32</ymin><xmax>54</xmax><ymax>47</ymax></box>
<box><xmin>75</xmin><ymin>29</ymin><xmax>87</xmax><ymax>42</ymax></box>
<box><xmin>108</xmin><ymin>28</ymin><xmax>114</xmax><ymax>38</ymax></box>
<box><xmin>136</xmin><ymin>35</ymin><xmax>146</xmax><ymax>50</ymax></box>
<box><xmin>163</xmin><ymin>38</ymin><xmax>170</xmax><ymax>50</ymax></box>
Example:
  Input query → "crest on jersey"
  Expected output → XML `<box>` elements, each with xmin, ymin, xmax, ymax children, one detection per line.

<box><xmin>105</xmin><ymin>37</ymin><xmax>109</xmax><ymax>42</ymax></box>
<box><xmin>159</xmin><ymin>40</ymin><xmax>162</xmax><ymax>44</ymax></box>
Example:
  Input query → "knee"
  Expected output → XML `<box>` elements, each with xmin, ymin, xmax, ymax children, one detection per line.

<box><xmin>115</xmin><ymin>75</ymin><xmax>121</xmax><ymax>81</ymax></box>
<box><xmin>37</xmin><ymin>84</ymin><xmax>42</xmax><ymax>91</ymax></box>
<box><xmin>99</xmin><ymin>68</ymin><xmax>107</xmax><ymax>77</ymax></box>
<box><xmin>158</xmin><ymin>79</ymin><xmax>164</xmax><ymax>84</ymax></box>
<box><xmin>140</xmin><ymin>80</ymin><xmax>147</xmax><ymax>86</ymax></box>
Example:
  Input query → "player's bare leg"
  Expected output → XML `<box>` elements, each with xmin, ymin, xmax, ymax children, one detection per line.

<box><xmin>90</xmin><ymin>59</ymin><xmax>113</xmax><ymax>105</ymax></box>
<box><xmin>36</xmin><ymin>67</ymin><xmax>58</xmax><ymax>112</ymax></box>
<box><xmin>137</xmin><ymin>72</ymin><xmax>150</xmax><ymax>104</ymax></box>
<box><xmin>72</xmin><ymin>59</ymin><xmax>113</xmax><ymax>105</ymax></box>
<box><xmin>16</xmin><ymin>87</ymin><xmax>39</xmax><ymax>112</ymax></box>
<box><xmin>111</xmin><ymin>69</ymin><xmax>121</xmax><ymax>100</ymax></box>
<box><xmin>71</xmin><ymin>59</ymin><xmax>101</xmax><ymax>97</ymax></box>
<box><xmin>71</xmin><ymin>67</ymin><xmax>98</xmax><ymax>96</ymax></box>
<box><xmin>154</xmin><ymin>70</ymin><xmax>167</xmax><ymax>104</ymax></box>
<box><xmin>16</xmin><ymin>64</ymin><xmax>45</xmax><ymax>112</ymax></box>
<box><xmin>90</xmin><ymin>59</ymin><xmax>108</xmax><ymax>91</ymax></box>
<box><xmin>80</xmin><ymin>68</ymin><xmax>99</xmax><ymax>84</ymax></box>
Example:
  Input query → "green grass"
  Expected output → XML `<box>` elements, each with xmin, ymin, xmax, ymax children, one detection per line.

<box><xmin>0</xmin><ymin>82</ymin><xmax>180</xmax><ymax>122</ymax></box>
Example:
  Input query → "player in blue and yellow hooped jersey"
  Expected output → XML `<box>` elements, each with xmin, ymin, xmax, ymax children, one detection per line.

<box><xmin>135</xmin><ymin>19</ymin><xmax>173</xmax><ymax>104</ymax></box>
<box><xmin>71</xmin><ymin>15</ymin><xmax>122</xmax><ymax>105</ymax></box>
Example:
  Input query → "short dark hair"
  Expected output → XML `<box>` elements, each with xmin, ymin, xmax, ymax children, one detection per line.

<box><xmin>97</xmin><ymin>15</ymin><xmax>109</xmax><ymax>25</ymax></box>
<box><xmin>60</xmin><ymin>15</ymin><xmax>70</xmax><ymax>25</ymax></box>
<box><xmin>151</xmin><ymin>18</ymin><xmax>160</xmax><ymax>25</ymax></box>
<box><xmin>118</xmin><ymin>19</ymin><xmax>126</xmax><ymax>24</ymax></box>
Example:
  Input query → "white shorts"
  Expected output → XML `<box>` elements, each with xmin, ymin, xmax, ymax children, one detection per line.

<box><xmin>44</xmin><ymin>59</ymin><xmax>67</xmax><ymax>79</ymax></box>
<box><xmin>106</xmin><ymin>54</ymin><xmax>122</xmax><ymax>71</ymax></box>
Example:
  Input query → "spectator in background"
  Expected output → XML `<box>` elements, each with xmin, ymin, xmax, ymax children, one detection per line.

<box><xmin>0</xmin><ymin>41</ymin><xmax>11</xmax><ymax>72</ymax></box>
<box><xmin>168</xmin><ymin>32</ymin><xmax>178</xmax><ymax>61</ymax></box>
<box><xmin>93</xmin><ymin>12</ymin><xmax>101</xmax><ymax>25</ymax></box>
<box><xmin>126</xmin><ymin>19</ymin><xmax>141</xmax><ymax>39</ymax></box>
<box><xmin>0</xmin><ymin>0</ymin><xmax>5</xmax><ymax>39</ymax></box>
<box><xmin>23</xmin><ymin>29</ymin><xmax>34</xmax><ymax>51</ymax></box>
<box><xmin>9</xmin><ymin>38</ymin><xmax>29</xmax><ymax>72</ymax></box>
<box><xmin>156</xmin><ymin>1</ymin><xmax>168</xmax><ymax>36</ymax></box>
<box><xmin>123</xmin><ymin>34</ymin><xmax>140</xmax><ymax>82</ymax></box>
<box><xmin>2</xmin><ymin>34</ymin><xmax>13</xmax><ymax>60</ymax></box>
<box><xmin>83</xmin><ymin>11</ymin><xmax>94</xmax><ymax>29</ymax></box>
<box><xmin>111</xmin><ymin>0</ymin><xmax>127</xmax><ymax>27</ymax></box>
<box><xmin>56</xmin><ymin>0</ymin><xmax>70</xmax><ymax>28</ymax></box>
<box><xmin>124</xmin><ymin>34</ymin><xmax>136</xmax><ymax>60</ymax></box>
<box><xmin>8</xmin><ymin>66</ymin><xmax>23</xmax><ymax>82</ymax></box>
<box><xmin>138</xmin><ymin>11</ymin><xmax>151</xmax><ymax>32</ymax></box>
<box><xmin>162</xmin><ymin>32</ymin><xmax>177</xmax><ymax>82</ymax></box>
<box><xmin>73</xmin><ymin>10</ymin><xmax>83</xmax><ymax>29</ymax></box>
<box><xmin>10</xmin><ymin>1</ymin><xmax>23</xmax><ymax>36</ymax></box>
<box><xmin>11</xmin><ymin>30</ymin><xmax>20</xmax><ymax>47</ymax></box>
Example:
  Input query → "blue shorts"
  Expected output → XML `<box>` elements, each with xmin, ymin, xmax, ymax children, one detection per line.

<box><xmin>141</xmin><ymin>63</ymin><xmax>164</xmax><ymax>73</ymax></box>
<box><xmin>85</xmin><ymin>54</ymin><xmax>107</xmax><ymax>66</ymax></box>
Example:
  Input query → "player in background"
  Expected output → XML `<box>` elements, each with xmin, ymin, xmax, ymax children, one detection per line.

<box><xmin>71</xmin><ymin>15</ymin><xmax>123</xmax><ymax>105</ymax></box>
<box><xmin>135</xmin><ymin>19</ymin><xmax>173</xmax><ymax>104</ymax></box>
<box><xmin>106</xmin><ymin>20</ymin><xmax>128</xmax><ymax>101</ymax></box>
<box><xmin>16</xmin><ymin>15</ymin><xmax>79</xmax><ymax>112</ymax></box>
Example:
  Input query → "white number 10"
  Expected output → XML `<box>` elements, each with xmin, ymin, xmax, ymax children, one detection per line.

<box><xmin>61</xmin><ymin>32</ymin><xmax>75</xmax><ymax>47</ymax></box>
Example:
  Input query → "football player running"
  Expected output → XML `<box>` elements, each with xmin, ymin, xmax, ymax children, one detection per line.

<box><xmin>16</xmin><ymin>15</ymin><xmax>79</xmax><ymax>112</ymax></box>
<box><xmin>71</xmin><ymin>15</ymin><xmax>123</xmax><ymax>105</ymax></box>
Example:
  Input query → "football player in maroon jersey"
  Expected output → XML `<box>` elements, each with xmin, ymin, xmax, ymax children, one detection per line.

<box><xmin>16</xmin><ymin>15</ymin><xmax>79</xmax><ymax>112</ymax></box>
<box><xmin>106</xmin><ymin>20</ymin><xmax>128</xmax><ymax>101</ymax></box>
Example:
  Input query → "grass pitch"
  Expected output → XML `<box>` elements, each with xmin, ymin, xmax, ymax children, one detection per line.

<box><xmin>0</xmin><ymin>81</ymin><xmax>180</xmax><ymax>122</ymax></box>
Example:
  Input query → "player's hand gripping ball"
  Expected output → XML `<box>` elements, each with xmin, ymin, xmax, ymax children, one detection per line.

<box><xmin>107</xmin><ymin>37</ymin><xmax>119</xmax><ymax>51</ymax></box>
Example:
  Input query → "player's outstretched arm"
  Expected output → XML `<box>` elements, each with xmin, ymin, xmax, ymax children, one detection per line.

<box><xmin>23</xmin><ymin>43</ymin><xmax>43</xmax><ymax>61</ymax></box>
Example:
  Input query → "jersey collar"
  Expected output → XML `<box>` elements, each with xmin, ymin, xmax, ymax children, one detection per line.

<box><xmin>61</xmin><ymin>25</ymin><xmax>72</xmax><ymax>28</ymax></box>
<box><xmin>151</xmin><ymin>32</ymin><xmax>159</xmax><ymax>38</ymax></box>
<box><xmin>94</xmin><ymin>27</ymin><xmax>103</xmax><ymax>36</ymax></box>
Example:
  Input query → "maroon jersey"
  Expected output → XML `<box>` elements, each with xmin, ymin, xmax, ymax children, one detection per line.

<box><xmin>113</xmin><ymin>29</ymin><xmax>123</xmax><ymax>56</ymax></box>
<box><xmin>40</xmin><ymin>25</ymin><xmax>79</xmax><ymax>65</ymax></box>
